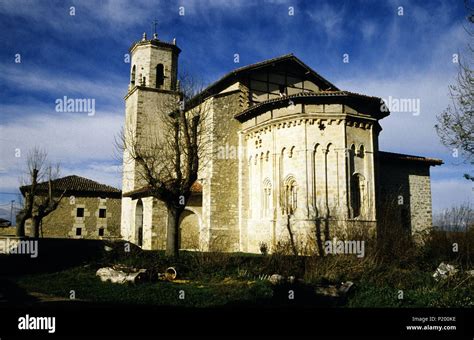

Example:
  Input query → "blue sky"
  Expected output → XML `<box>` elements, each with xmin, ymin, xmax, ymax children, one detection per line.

<box><xmin>0</xmin><ymin>0</ymin><xmax>472</xmax><ymax>214</ymax></box>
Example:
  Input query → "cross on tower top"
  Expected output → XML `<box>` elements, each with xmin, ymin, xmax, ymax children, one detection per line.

<box><xmin>152</xmin><ymin>19</ymin><xmax>158</xmax><ymax>39</ymax></box>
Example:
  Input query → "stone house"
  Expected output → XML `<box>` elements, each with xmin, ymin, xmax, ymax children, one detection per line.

<box><xmin>20</xmin><ymin>175</ymin><xmax>121</xmax><ymax>239</ymax></box>
<box><xmin>121</xmin><ymin>32</ymin><xmax>442</xmax><ymax>253</ymax></box>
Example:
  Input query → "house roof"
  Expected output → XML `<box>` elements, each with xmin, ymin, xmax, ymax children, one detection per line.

<box><xmin>122</xmin><ymin>180</ymin><xmax>203</xmax><ymax>199</ymax></box>
<box><xmin>20</xmin><ymin>175</ymin><xmax>121</xmax><ymax>198</ymax></box>
<box><xmin>235</xmin><ymin>90</ymin><xmax>388</xmax><ymax>121</ymax></box>
<box><xmin>0</xmin><ymin>218</ymin><xmax>11</xmax><ymax>226</ymax></box>
<box><xmin>379</xmin><ymin>151</ymin><xmax>443</xmax><ymax>166</ymax></box>
<box><xmin>186</xmin><ymin>54</ymin><xmax>340</xmax><ymax>109</ymax></box>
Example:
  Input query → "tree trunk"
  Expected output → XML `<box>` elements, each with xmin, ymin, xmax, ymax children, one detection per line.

<box><xmin>33</xmin><ymin>216</ymin><xmax>41</xmax><ymax>238</ymax></box>
<box><xmin>165</xmin><ymin>205</ymin><xmax>182</xmax><ymax>257</ymax></box>
<box><xmin>17</xmin><ymin>169</ymin><xmax>38</xmax><ymax>237</ymax></box>
<box><xmin>315</xmin><ymin>217</ymin><xmax>325</xmax><ymax>257</ymax></box>
<box><xmin>17</xmin><ymin>213</ymin><xmax>27</xmax><ymax>237</ymax></box>
<box><xmin>286</xmin><ymin>214</ymin><xmax>298</xmax><ymax>256</ymax></box>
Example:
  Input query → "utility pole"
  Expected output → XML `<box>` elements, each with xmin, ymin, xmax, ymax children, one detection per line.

<box><xmin>10</xmin><ymin>200</ymin><xmax>15</xmax><ymax>226</ymax></box>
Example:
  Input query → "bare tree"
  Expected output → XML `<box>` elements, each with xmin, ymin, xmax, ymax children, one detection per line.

<box><xmin>435</xmin><ymin>3</ymin><xmax>474</xmax><ymax>168</ymax></box>
<box><xmin>433</xmin><ymin>202</ymin><xmax>472</xmax><ymax>265</ymax></box>
<box><xmin>279</xmin><ymin>183</ymin><xmax>299</xmax><ymax>256</ymax></box>
<box><xmin>433</xmin><ymin>202</ymin><xmax>473</xmax><ymax>231</ymax></box>
<box><xmin>118</xmin><ymin>75</ymin><xmax>213</xmax><ymax>257</ymax></box>
<box><xmin>16</xmin><ymin>148</ymin><xmax>65</xmax><ymax>237</ymax></box>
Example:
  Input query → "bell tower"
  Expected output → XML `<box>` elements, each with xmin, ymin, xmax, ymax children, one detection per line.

<box><xmin>122</xmin><ymin>31</ymin><xmax>181</xmax><ymax>194</ymax></box>
<box><xmin>121</xmin><ymin>31</ymin><xmax>181</xmax><ymax>246</ymax></box>
<box><xmin>128</xmin><ymin>31</ymin><xmax>180</xmax><ymax>91</ymax></box>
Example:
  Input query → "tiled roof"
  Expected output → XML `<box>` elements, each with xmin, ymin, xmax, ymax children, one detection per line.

<box><xmin>123</xmin><ymin>180</ymin><xmax>203</xmax><ymax>199</ymax></box>
<box><xmin>379</xmin><ymin>151</ymin><xmax>443</xmax><ymax>166</ymax></box>
<box><xmin>185</xmin><ymin>54</ymin><xmax>340</xmax><ymax>109</ymax></box>
<box><xmin>221</xmin><ymin>54</ymin><xmax>338</xmax><ymax>91</ymax></box>
<box><xmin>235</xmin><ymin>90</ymin><xmax>387</xmax><ymax>121</ymax></box>
<box><xmin>20</xmin><ymin>175</ymin><xmax>121</xmax><ymax>197</ymax></box>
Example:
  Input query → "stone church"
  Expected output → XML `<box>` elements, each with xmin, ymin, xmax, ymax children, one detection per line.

<box><xmin>120</xmin><ymin>32</ymin><xmax>442</xmax><ymax>253</ymax></box>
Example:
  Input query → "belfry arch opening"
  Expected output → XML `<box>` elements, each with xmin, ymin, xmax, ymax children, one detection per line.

<box><xmin>131</xmin><ymin>65</ymin><xmax>136</xmax><ymax>86</ymax></box>
<box><xmin>156</xmin><ymin>64</ymin><xmax>164</xmax><ymax>88</ymax></box>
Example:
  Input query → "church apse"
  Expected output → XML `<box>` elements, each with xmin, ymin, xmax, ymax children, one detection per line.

<box><xmin>120</xmin><ymin>43</ymin><xmax>441</xmax><ymax>253</ymax></box>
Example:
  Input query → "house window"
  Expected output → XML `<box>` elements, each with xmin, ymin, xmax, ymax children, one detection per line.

<box><xmin>98</xmin><ymin>228</ymin><xmax>105</xmax><ymax>236</ymax></box>
<box><xmin>76</xmin><ymin>227</ymin><xmax>82</xmax><ymax>236</ymax></box>
<box><xmin>76</xmin><ymin>208</ymin><xmax>84</xmax><ymax>218</ymax></box>
<box><xmin>99</xmin><ymin>208</ymin><xmax>106</xmax><ymax>218</ymax></box>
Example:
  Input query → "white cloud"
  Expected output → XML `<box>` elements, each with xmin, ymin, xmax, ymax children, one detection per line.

<box><xmin>0</xmin><ymin>0</ymin><xmax>171</xmax><ymax>37</ymax></box>
<box><xmin>431</xmin><ymin>178</ymin><xmax>473</xmax><ymax>213</ymax></box>
<box><xmin>0</xmin><ymin>112</ymin><xmax>123</xmax><ymax>181</ymax></box>
<box><xmin>338</xmin><ymin>71</ymin><xmax>454</xmax><ymax>156</ymax></box>
<box><xmin>0</xmin><ymin>63</ymin><xmax>127</xmax><ymax>103</ymax></box>
<box><xmin>307</xmin><ymin>3</ymin><xmax>345</xmax><ymax>40</ymax></box>
<box><xmin>0</xmin><ymin>110</ymin><xmax>124</xmax><ymax>200</ymax></box>
<box><xmin>360</xmin><ymin>21</ymin><xmax>376</xmax><ymax>41</ymax></box>
<box><xmin>336</xmin><ymin>18</ymin><xmax>467</xmax><ymax>157</ymax></box>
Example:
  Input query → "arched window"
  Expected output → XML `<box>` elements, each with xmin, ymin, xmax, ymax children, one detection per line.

<box><xmin>135</xmin><ymin>199</ymin><xmax>143</xmax><ymax>247</ymax></box>
<box><xmin>313</xmin><ymin>144</ymin><xmax>320</xmax><ymax>210</ymax></box>
<box><xmin>350</xmin><ymin>174</ymin><xmax>364</xmax><ymax>218</ymax></box>
<box><xmin>348</xmin><ymin>143</ymin><xmax>356</xmax><ymax>176</ymax></box>
<box><xmin>156</xmin><ymin>64</ymin><xmax>164</xmax><ymax>88</ymax></box>
<box><xmin>284</xmin><ymin>176</ymin><xmax>297</xmax><ymax>215</ymax></box>
<box><xmin>350</xmin><ymin>144</ymin><xmax>356</xmax><ymax>157</ymax></box>
<box><xmin>358</xmin><ymin>145</ymin><xmax>365</xmax><ymax>158</ymax></box>
<box><xmin>131</xmin><ymin>65</ymin><xmax>136</xmax><ymax>86</ymax></box>
<box><xmin>263</xmin><ymin>179</ymin><xmax>272</xmax><ymax>217</ymax></box>
<box><xmin>289</xmin><ymin>146</ymin><xmax>296</xmax><ymax>158</ymax></box>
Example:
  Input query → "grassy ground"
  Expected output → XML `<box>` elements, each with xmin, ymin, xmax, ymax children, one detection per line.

<box><xmin>3</xmin><ymin>228</ymin><xmax>473</xmax><ymax>308</ymax></box>
<box><xmin>9</xmin><ymin>252</ymin><xmax>473</xmax><ymax>308</ymax></box>
<box><xmin>13</xmin><ymin>266</ymin><xmax>274</xmax><ymax>308</ymax></box>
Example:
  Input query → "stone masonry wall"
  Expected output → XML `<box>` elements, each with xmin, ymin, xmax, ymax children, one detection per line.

<box><xmin>378</xmin><ymin>159</ymin><xmax>433</xmax><ymax>240</ymax></box>
<box><xmin>208</xmin><ymin>91</ymin><xmax>242</xmax><ymax>251</ymax></box>
<box><xmin>408</xmin><ymin>168</ymin><xmax>434</xmax><ymax>240</ymax></box>
<box><xmin>25</xmin><ymin>196</ymin><xmax>121</xmax><ymax>239</ymax></box>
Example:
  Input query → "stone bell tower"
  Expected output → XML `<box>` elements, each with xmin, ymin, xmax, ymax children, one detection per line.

<box><xmin>129</xmin><ymin>32</ymin><xmax>180</xmax><ymax>92</ymax></box>
<box><xmin>122</xmin><ymin>31</ymin><xmax>181</xmax><ymax>193</ymax></box>
<box><xmin>121</xmin><ymin>31</ymin><xmax>181</xmax><ymax>244</ymax></box>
